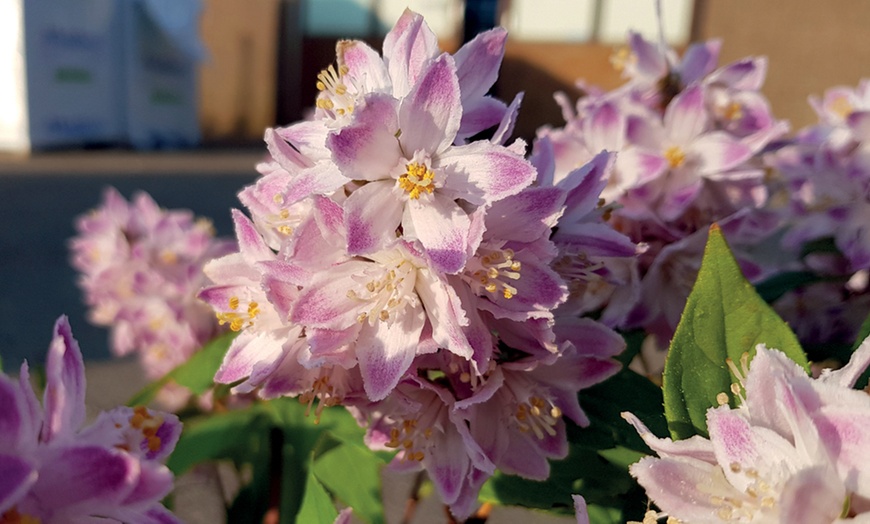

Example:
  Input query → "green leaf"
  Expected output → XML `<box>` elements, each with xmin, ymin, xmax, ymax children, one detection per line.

<box><xmin>166</xmin><ymin>405</ymin><xmax>271</xmax><ymax>476</ymax></box>
<box><xmin>312</xmin><ymin>443</ymin><xmax>385</xmax><ymax>524</ymax></box>
<box><xmin>127</xmin><ymin>331</ymin><xmax>237</xmax><ymax>406</ymax></box>
<box><xmin>663</xmin><ymin>225</ymin><xmax>808</xmax><ymax>440</ymax></box>
<box><xmin>295</xmin><ymin>468</ymin><xmax>339</xmax><ymax>524</ymax></box>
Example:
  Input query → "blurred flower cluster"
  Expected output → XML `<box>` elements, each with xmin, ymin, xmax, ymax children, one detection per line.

<box><xmin>70</xmin><ymin>188</ymin><xmax>235</xmax><ymax>403</ymax></box>
<box><xmin>538</xmin><ymin>31</ymin><xmax>788</xmax><ymax>349</ymax></box>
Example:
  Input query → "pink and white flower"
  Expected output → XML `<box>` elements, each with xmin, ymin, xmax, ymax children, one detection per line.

<box><xmin>0</xmin><ymin>316</ymin><xmax>182</xmax><ymax>524</ymax></box>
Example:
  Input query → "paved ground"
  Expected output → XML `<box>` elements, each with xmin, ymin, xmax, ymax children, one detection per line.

<box><xmin>0</xmin><ymin>147</ymin><xmax>262</xmax><ymax>367</ymax></box>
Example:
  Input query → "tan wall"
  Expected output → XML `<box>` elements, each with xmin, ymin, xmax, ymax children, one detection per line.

<box><xmin>696</xmin><ymin>0</ymin><xmax>870</xmax><ymax>130</ymax></box>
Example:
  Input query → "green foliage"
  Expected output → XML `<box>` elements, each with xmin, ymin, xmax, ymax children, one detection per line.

<box><xmin>164</xmin><ymin>393</ymin><xmax>387</xmax><ymax>524</ymax></box>
<box><xmin>127</xmin><ymin>331</ymin><xmax>237</xmax><ymax>407</ymax></box>
<box><xmin>663</xmin><ymin>225</ymin><xmax>808</xmax><ymax>440</ymax></box>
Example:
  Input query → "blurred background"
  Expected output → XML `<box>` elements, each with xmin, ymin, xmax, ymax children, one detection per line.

<box><xmin>2</xmin><ymin>0</ymin><xmax>870</xmax><ymax>367</ymax></box>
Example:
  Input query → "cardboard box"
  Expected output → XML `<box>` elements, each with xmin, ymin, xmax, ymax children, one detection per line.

<box><xmin>0</xmin><ymin>0</ymin><xmax>125</xmax><ymax>151</ymax></box>
<box><xmin>198</xmin><ymin>0</ymin><xmax>281</xmax><ymax>141</ymax></box>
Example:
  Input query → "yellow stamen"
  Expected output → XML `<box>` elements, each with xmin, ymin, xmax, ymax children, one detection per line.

<box><xmin>664</xmin><ymin>146</ymin><xmax>686</xmax><ymax>168</ymax></box>
<box><xmin>397</xmin><ymin>162</ymin><xmax>436</xmax><ymax>199</ymax></box>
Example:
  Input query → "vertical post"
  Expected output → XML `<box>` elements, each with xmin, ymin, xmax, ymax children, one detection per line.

<box><xmin>276</xmin><ymin>0</ymin><xmax>304</xmax><ymax>126</ymax></box>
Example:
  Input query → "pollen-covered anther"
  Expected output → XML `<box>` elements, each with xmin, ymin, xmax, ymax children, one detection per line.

<box><xmin>397</xmin><ymin>162</ymin><xmax>436</xmax><ymax>199</ymax></box>
<box><xmin>130</xmin><ymin>406</ymin><xmax>164</xmax><ymax>453</ymax></box>
<box><xmin>314</xmin><ymin>64</ymin><xmax>355</xmax><ymax>117</ymax></box>
<box><xmin>385</xmin><ymin>418</ymin><xmax>430</xmax><ymax>462</ymax></box>
<box><xmin>347</xmin><ymin>258</ymin><xmax>417</xmax><ymax>325</ymax></box>
<box><xmin>216</xmin><ymin>296</ymin><xmax>260</xmax><ymax>331</ymax></box>
<box><xmin>298</xmin><ymin>375</ymin><xmax>343</xmax><ymax>423</ymax></box>
<box><xmin>722</xmin><ymin>101</ymin><xmax>744</xmax><ymax>122</ymax></box>
<box><xmin>664</xmin><ymin>145</ymin><xmax>687</xmax><ymax>169</ymax></box>
<box><xmin>610</xmin><ymin>46</ymin><xmax>636</xmax><ymax>73</ymax></box>
<box><xmin>515</xmin><ymin>396</ymin><xmax>561</xmax><ymax>439</ymax></box>
<box><xmin>471</xmin><ymin>248</ymin><xmax>521</xmax><ymax>299</ymax></box>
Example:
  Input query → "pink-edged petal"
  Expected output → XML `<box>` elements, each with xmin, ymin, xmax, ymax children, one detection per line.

<box><xmin>490</xmin><ymin>92</ymin><xmax>523</xmax><ymax>146</ymax></box>
<box><xmin>0</xmin><ymin>376</ymin><xmax>26</xmax><ymax>449</ymax></box>
<box><xmin>485</xmin><ymin>186</ymin><xmax>565</xmax><ymax>243</ymax></box>
<box><xmin>34</xmin><ymin>446</ymin><xmax>137</xmax><ymax>512</ymax></box>
<box><xmin>274</xmin><ymin>120</ymin><xmax>330</xmax><ymax>160</ymax></box>
<box><xmin>406</xmin><ymin>194</ymin><xmax>469</xmax><ymax>274</ymax></box>
<box><xmin>629</xmin><ymin>456</ymin><xmax>742</xmax><ymax>523</ymax></box>
<box><xmin>398</xmin><ymin>53</ymin><xmax>462</xmax><ymax>155</ymax></box>
<box><xmin>306</xmin><ymin>325</ymin><xmax>361</xmax><ymax>359</ymax></box>
<box><xmin>555</xmin><ymin>223</ymin><xmax>637</xmax><ymax>258</ymax></box>
<box><xmin>328</xmin><ymin>93</ymin><xmax>402</xmax><ymax>181</ymax></box>
<box><xmin>554</xmin><ymin>317</ymin><xmax>627</xmax><ymax>359</ymax></box>
<box><xmin>573</xmin><ymin>495</ymin><xmax>590</xmax><ymax>524</ymax></box>
<box><xmin>291</xmin><ymin>261</ymin><xmax>371</xmax><ymax>329</ymax></box>
<box><xmin>559</xmin><ymin>151</ymin><xmax>613</xmax><ymax>217</ymax></box>
<box><xmin>614</xmin><ymin>147</ymin><xmax>668</xmax><ymax>188</ymax></box>
<box><xmin>456</xmin><ymin>97</ymin><xmax>507</xmax><ymax>142</ymax></box>
<box><xmin>0</xmin><ymin>454</ymin><xmax>35</xmax><ymax>514</ymax></box>
<box><xmin>356</xmin><ymin>307</ymin><xmax>425</xmax><ymax>401</ymax></box>
<box><xmin>779</xmin><ymin>466</ymin><xmax>847</xmax><ymax>524</ymax></box>
<box><xmin>815</xmin><ymin>407</ymin><xmax>870</xmax><ymax>498</ymax></box>
<box><xmin>121</xmin><ymin>462</ymin><xmax>174</xmax><ymax>507</ymax></box>
<box><xmin>344</xmin><ymin>180</ymin><xmax>403</xmax><ymax>255</ymax></box>
<box><xmin>627</xmin><ymin>31</ymin><xmax>667</xmax><ymax>80</ymax></box>
<box><xmin>264</xmin><ymin>127</ymin><xmax>314</xmax><ymax>170</ymax></box>
<box><xmin>453</xmin><ymin>27</ymin><xmax>506</xmax><ymax>103</ymax></box>
<box><xmin>708</xmin><ymin>57</ymin><xmax>767</xmax><ymax>91</ymax></box>
<box><xmin>439</xmin><ymin>141</ymin><xmax>536</xmax><ymax>205</ymax></box>
<box><xmin>679</xmin><ymin>39</ymin><xmax>721</xmax><ymax>85</ymax></box>
<box><xmin>691</xmin><ymin>132</ymin><xmax>753</xmax><ymax>176</ymax></box>
<box><xmin>231</xmin><ymin>209</ymin><xmax>274</xmax><ymax>263</ymax></box>
<box><xmin>664</xmin><ymin>85</ymin><xmax>708</xmax><ymax>145</ymax></box>
<box><xmin>416</xmin><ymin>273</ymin><xmax>473</xmax><ymax>359</ymax></box>
<box><xmin>283</xmin><ymin>163</ymin><xmax>349</xmax><ymax>206</ymax></box>
<box><xmin>530</xmin><ymin>135</ymin><xmax>556</xmax><ymax>187</ymax></box>
<box><xmin>41</xmin><ymin>316</ymin><xmax>87</xmax><ymax>443</ymax></box>
<box><xmin>821</xmin><ymin>333</ymin><xmax>870</xmax><ymax>388</ymax></box>
<box><xmin>214</xmin><ymin>330</ymin><xmax>284</xmax><ymax>385</ymax></box>
<box><xmin>424</xmin><ymin>424</ymin><xmax>471</xmax><ymax>505</ymax></box>
<box><xmin>337</xmin><ymin>39</ymin><xmax>390</xmax><ymax>93</ymax></box>
<box><xmin>622</xmin><ymin>412</ymin><xmax>716</xmax><ymax>462</ymax></box>
<box><xmin>382</xmin><ymin>8</ymin><xmax>439</xmax><ymax>97</ymax></box>
<box><xmin>584</xmin><ymin>101</ymin><xmax>625</xmax><ymax>153</ymax></box>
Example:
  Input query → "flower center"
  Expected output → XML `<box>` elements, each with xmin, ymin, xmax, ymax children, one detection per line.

<box><xmin>216</xmin><ymin>296</ymin><xmax>260</xmax><ymax>332</ymax></box>
<box><xmin>721</xmin><ymin>101</ymin><xmax>744</xmax><ymax>122</ymax></box>
<box><xmin>347</xmin><ymin>257</ymin><xmax>418</xmax><ymax>325</ymax></box>
<box><xmin>129</xmin><ymin>406</ymin><xmax>166</xmax><ymax>453</ymax></box>
<box><xmin>397</xmin><ymin>162</ymin><xmax>436</xmax><ymax>200</ymax></box>
<box><xmin>465</xmin><ymin>248</ymin><xmax>521</xmax><ymax>299</ymax></box>
<box><xmin>830</xmin><ymin>95</ymin><xmax>854</xmax><ymax>119</ymax></box>
<box><xmin>385</xmin><ymin>417</ymin><xmax>433</xmax><ymax>462</ymax></box>
<box><xmin>315</xmin><ymin>64</ymin><xmax>356</xmax><ymax>118</ymax></box>
<box><xmin>664</xmin><ymin>145</ymin><xmax>687</xmax><ymax>168</ymax></box>
<box><xmin>515</xmin><ymin>395</ymin><xmax>562</xmax><ymax>439</ymax></box>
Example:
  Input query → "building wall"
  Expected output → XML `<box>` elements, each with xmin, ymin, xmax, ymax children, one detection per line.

<box><xmin>697</xmin><ymin>0</ymin><xmax>870</xmax><ymax>129</ymax></box>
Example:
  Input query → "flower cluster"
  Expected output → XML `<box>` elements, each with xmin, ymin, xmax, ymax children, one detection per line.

<box><xmin>622</xmin><ymin>339</ymin><xmax>870</xmax><ymax>523</ymax></box>
<box><xmin>0</xmin><ymin>316</ymin><xmax>182</xmax><ymax>524</ymax></box>
<box><xmin>70</xmin><ymin>188</ymin><xmax>235</xmax><ymax>384</ymax></box>
<box><xmin>766</xmin><ymin>80</ymin><xmax>870</xmax><ymax>350</ymax></box>
<box><xmin>197</xmin><ymin>9</ymin><xmax>627</xmax><ymax>518</ymax></box>
<box><xmin>537</xmin><ymin>31</ymin><xmax>788</xmax><ymax>345</ymax></box>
